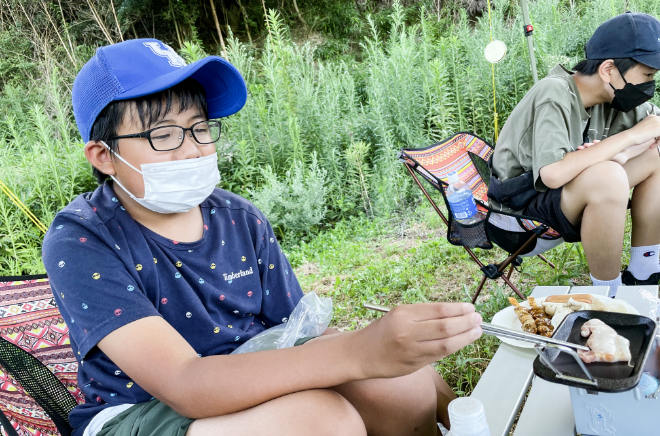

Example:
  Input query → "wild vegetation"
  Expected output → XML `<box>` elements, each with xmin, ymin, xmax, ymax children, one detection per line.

<box><xmin>0</xmin><ymin>0</ymin><xmax>658</xmax><ymax>401</ymax></box>
<box><xmin>2</xmin><ymin>0</ymin><xmax>659</xmax><ymax>274</ymax></box>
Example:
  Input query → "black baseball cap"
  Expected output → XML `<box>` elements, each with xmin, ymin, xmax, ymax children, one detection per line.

<box><xmin>586</xmin><ymin>12</ymin><xmax>660</xmax><ymax>70</ymax></box>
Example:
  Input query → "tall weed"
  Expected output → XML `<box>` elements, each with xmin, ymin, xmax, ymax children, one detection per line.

<box><xmin>0</xmin><ymin>67</ymin><xmax>96</xmax><ymax>274</ymax></box>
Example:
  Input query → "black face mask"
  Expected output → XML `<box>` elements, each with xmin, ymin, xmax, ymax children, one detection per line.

<box><xmin>610</xmin><ymin>68</ymin><xmax>655</xmax><ymax>113</ymax></box>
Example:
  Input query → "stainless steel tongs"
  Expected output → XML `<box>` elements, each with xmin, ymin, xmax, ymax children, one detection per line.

<box><xmin>480</xmin><ymin>322</ymin><xmax>590</xmax><ymax>352</ymax></box>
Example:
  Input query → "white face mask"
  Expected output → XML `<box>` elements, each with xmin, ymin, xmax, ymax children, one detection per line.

<box><xmin>101</xmin><ymin>141</ymin><xmax>220</xmax><ymax>214</ymax></box>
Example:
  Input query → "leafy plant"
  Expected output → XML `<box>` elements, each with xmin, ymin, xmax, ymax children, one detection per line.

<box><xmin>345</xmin><ymin>141</ymin><xmax>374</xmax><ymax>217</ymax></box>
<box><xmin>179</xmin><ymin>40</ymin><xmax>207</xmax><ymax>64</ymax></box>
<box><xmin>249</xmin><ymin>154</ymin><xmax>327</xmax><ymax>239</ymax></box>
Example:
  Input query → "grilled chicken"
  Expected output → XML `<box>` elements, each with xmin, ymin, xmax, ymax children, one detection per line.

<box><xmin>578</xmin><ymin>319</ymin><xmax>631</xmax><ymax>364</ymax></box>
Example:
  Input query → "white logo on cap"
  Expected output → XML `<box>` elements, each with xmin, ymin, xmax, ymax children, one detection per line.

<box><xmin>143</xmin><ymin>42</ymin><xmax>186</xmax><ymax>68</ymax></box>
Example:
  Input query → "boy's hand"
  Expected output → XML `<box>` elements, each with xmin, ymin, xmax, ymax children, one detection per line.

<box><xmin>629</xmin><ymin>115</ymin><xmax>660</xmax><ymax>147</ymax></box>
<box><xmin>355</xmin><ymin>303</ymin><xmax>482</xmax><ymax>379</ymax></box>
<box><xmin>577</xmin><ymin>139</ymin><xmax>600</xmax><ymax>150</ymax></box>
<box><xmin>612</xmin><ymin>138</ymin><xmax>659</xmax><ymax>165</ymax></box>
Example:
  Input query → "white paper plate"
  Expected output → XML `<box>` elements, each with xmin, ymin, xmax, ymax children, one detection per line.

<box><xmin>489</xmin><ymin>295</ymin><xmax>639</xmax><ymax>348</ymax></box>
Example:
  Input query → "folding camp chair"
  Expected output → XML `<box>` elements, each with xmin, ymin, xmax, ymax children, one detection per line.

<box><xmin>399</xmin><ymin>132</ymin><xmax>563</xmax><ymax>303</ymax></box>
<box><xmin>0</xmin><ymin>274</ymin><xmax>81</xmax><ymax>436</ymax></box>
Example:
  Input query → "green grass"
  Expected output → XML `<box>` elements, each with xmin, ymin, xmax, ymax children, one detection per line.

<box><xmin>288</xmin><ymin>201</ymin><xmax>634</xmax><ymax>395</ymax></box>
<box><xmin>287</xmin><ymin>206</ymin><xmax>514</xmax><ymax>395</ymax></box>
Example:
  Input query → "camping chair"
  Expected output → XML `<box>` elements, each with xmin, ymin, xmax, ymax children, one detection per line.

<box><xmin>399</xmin><ymin>132</ymin><xmax>563</xmax><ymax>303</ymax></box>
<box><xmin>0</xmin><ymin>274</ymin><xmax>81</xmax><ymax>436</ymax></box>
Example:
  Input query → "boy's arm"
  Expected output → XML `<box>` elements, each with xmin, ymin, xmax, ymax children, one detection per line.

<box><xmin>98</xmin><ymin>303</ymin><xmax>482</xmax><ymax>419</ymax></box>
<box><xmin>539</xmin><ymin>115</ymin><xmax>660</xmax><ymax>189</ymax></box>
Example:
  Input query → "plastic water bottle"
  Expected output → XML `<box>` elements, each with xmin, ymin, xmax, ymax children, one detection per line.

<box><xmin>446</xmin><ymin>397</ymin><xmax>491</xmax><ymax>436</ymax></box>
<box><xmin>447</xmin><ymin>171</ymin><xmax>480</xmax><ymax>225</ymax></box>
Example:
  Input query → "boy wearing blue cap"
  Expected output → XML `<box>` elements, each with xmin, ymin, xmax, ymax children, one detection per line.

<box><xmin>42</xmin><ymin>40</ymin><xmax>482</xmax><ymax>436</ymax></box>
<box><xmin>489</xmin><ymin>12</ymin><xmax>660</xmax><ymax>294</ymax></box>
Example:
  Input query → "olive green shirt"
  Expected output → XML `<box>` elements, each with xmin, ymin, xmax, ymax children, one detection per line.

<box><xmin>491</xmin><ymin>64</ymin><xmax>658</xmax><ymax>212</ymax></box>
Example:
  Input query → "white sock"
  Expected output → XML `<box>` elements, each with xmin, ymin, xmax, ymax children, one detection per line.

<box><xmin>627</xmin><ymin>245</ymin><xmax>660</xmax><ymax>281</ymax></box>
<box><xmin>590</xmin><ymin>273</ymin><xmax>622</xmax><ymax>298</ymax></box>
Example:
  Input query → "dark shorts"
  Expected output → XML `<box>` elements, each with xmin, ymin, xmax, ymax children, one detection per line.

<box><xmin>97</xmin><ymin>399</ymin><xmax>193</xmax><ymax>436</ymax></box>
<box><xmin>523</xmin><ymin>187</ymin><xmax>581</xmax><ymax>243</ymax></box>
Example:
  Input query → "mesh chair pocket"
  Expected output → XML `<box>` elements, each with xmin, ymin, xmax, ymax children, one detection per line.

<box><xmin>486</xmin><ymin>221</ymin><xmax>537</xmax><ymax>255</ymax></box>
<box><xmin>448</xmin><ymin>218</ymin><xmax>492</xmax><ymax>249</ymax></box>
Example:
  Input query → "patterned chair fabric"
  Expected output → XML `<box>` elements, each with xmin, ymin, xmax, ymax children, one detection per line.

<box><xmin>0</xmin><ymin>275</ymin><xmax>80</xmax><ymax>436</ymax></box>
<box><xmin>401</xmin><ymin>132</ymin><xmax>493</xmax><ymax>205</ymax></box>
<box><xmin>400</xmin><ymin>132</ymin><xmax>562</xmax><ymax>241</ymax></box>
<box><xmin>400</xmin><ymin>132</ymin><xmax>563</xmax><ymax>301</ymax></box>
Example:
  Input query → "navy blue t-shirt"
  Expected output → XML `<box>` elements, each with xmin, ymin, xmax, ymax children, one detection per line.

<box><xmin>42</xmin><ymin>182</ymin><xmax>303</xmax><ymax>436</ymax></box>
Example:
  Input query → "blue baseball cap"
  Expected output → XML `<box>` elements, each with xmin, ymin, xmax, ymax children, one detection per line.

<box><xmin>586</xmin><ymin>12</ymin><xmax>660</xmax><ymax>70</ymax></box>
<box><xmin>72</xmin><ymin>38</ymin><xmax>247</xmax><ymax>143</ymax></box>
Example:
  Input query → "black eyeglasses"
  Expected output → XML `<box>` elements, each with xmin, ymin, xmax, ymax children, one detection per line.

<box><xmin>108</xmin><ymin>120</ymin><xmax>222</xmax><ymax>151</ymax></box>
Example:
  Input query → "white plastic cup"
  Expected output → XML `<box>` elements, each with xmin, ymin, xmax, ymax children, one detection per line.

<box><xmin>446</xmin><ymin>397</ymin><xmax>491</xmax><ymax>436</ymax></box>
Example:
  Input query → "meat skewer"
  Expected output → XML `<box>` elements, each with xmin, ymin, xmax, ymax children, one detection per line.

<box><xmin>527</xmin><ymin>297</ymin><xmax>554</xmax><ymax>337</ymax></box>
<box><xmin>509</xmin><ymin>297</ymin><xmax>536</xmax><ymax>334</ymax></box>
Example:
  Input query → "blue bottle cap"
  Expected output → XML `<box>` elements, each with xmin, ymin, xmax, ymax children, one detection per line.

<box><xmin>638</xmin><ymin>373</ymin><xmax>659</xmax><ymax>396</ymax></box>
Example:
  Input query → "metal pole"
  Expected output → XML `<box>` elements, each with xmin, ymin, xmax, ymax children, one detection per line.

<box><xmin>520</xmin><ymin>0</ymin><xmax>539</xmax><ymax>83</ymax></box>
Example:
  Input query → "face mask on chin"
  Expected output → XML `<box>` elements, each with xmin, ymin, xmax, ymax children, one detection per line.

<box><xmin>610</xmin><ymin>66</ymin><xmax>655</xmax><ymax>113</ymax></box>
<box><xmin>101</xmin><ymin>141</ymin><xmax>221</xmax><ymax>214</ymax></box>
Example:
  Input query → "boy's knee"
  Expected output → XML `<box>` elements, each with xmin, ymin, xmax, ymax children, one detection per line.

<box><xmin>411</xmin><ymin>366</ymin><xmax>440</xmax><ymax>413</ymax></box>
<box><xmin>584</xmin><ymin>161</ymin><xmax>629</xmax><ymax>203</ymax></box>
<box><xmin>592</xmin><ymin>161</ymin><xmax>628</xmax><ymax>183</ymax></box>
<box><xmin>309</xmin><ymin>390</ymin><xmax>367</xmax><ymax>436</ymax></box>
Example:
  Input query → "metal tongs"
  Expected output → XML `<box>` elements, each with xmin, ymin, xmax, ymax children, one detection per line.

<box><xmin>364</xmin><ymin>302</ymin><xmax>598</xmax><ymax>386</ymax></box>
<box><xmin>480</xmin><ymin>322</ymin><xmax>589</xmax><ymax>351</ymax></box>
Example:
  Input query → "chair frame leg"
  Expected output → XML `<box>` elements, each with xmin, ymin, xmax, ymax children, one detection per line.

<box><xmin>405</xmin><ymin>163</ymin><xmax>544</xmax><ymax>303</ymax></box>
<box><xmin>472</xmin><ymin>276</ymin><xmax>488</xmax><ymax>304</ymax></box>
<box><xmin>507</xmin><ymin>263</ymin><xmax>515</xmax><ymax>280</ymax></box>
<box><xmin>537</xmin><ymin>253</ymin><xmax>556</xmax><ymax>269</ymax></box>
<box><xmin>0</xmin><ymin>408</ymin><xmax>19</xmax><ymax>436</ymax></box>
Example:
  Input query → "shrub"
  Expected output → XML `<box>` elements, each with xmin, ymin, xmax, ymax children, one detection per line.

<box><xmin>250</xmin><ymin>154</ymin><xmax>327</xmax><ymax>239</ymax></box>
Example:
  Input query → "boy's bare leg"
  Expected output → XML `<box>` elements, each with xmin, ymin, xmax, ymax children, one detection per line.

<box><xmin>430</xmin><ymin>366</ymin><xmax>457</xmax><ymax>428</ymax></box>
<box><xmin>623</xmin><ymin>148</ymin><xmax>660</xmax><ymax>247</ymax></box>
<box><xmin>331</xmin><ymin>365</ymin><xmax>448</xmax><ymax>436</ymax></box>
<box><xmin>560</xmin><ymin>148</ymin><xmax>660</xmax><ymax>280</ymax></box>
<box><xmin>560</xmin><ymin>161</ymin><xmax>630</xmax><ymax>279</ymax></box>
<box><xmin>186</xmin><ymin>389</ymin><xmax>366</xmax><ymax>436</ymax></box>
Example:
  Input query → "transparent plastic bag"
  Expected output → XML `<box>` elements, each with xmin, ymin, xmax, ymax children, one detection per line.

<box><xmin>640</xmin><ymin>288</ymin><xmax>660</xmax><ymax>339</ymax></box>
<box><xmin>231</xmin><ymin>292</ymin><xmax>333</xmax><ymax>354</ymax></box>
<box><xmin>640</xmin><ymin>288</ymin><xmax>660</xmax><ymax>321</ymax></box>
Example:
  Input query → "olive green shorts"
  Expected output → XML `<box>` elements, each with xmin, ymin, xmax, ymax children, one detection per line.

<box><xmin>97</xmin><ymin>399</ymin><xmax>193</xmax><ymax>436</ymax></box>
